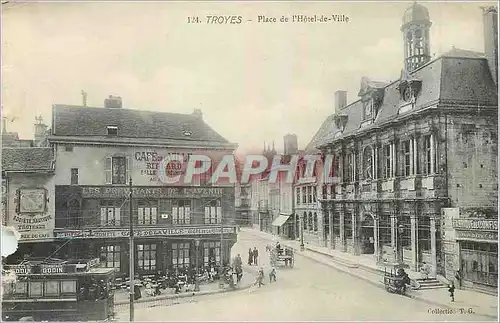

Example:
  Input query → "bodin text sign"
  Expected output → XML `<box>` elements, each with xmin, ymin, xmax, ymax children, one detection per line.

<box><xmin>55</xmin><ymin>226</ymin><xmax>236</xmax><ymax>239</ymax></box>
<box><xmin>81</xmin><ymin>186</ymin><xmax>224</xmax><ymax>199</ymax></box>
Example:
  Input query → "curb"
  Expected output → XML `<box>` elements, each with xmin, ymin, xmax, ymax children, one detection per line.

<box><xmin>243</xmin><ymin>230</ymin><xmax>498</xmax><ymax>320</ymax></box>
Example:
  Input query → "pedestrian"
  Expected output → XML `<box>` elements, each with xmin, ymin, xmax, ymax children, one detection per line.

<box><xmin>248</xmin><ymin>248</ymin><xmax>253</xmax><ymax>266</ymax></box>
<box><xmin>420</xmin><ymin>262</ymin><xmax>430</xmax><ymax>280</ymax></box>
<box><xmin>253</xmin><ymin>247</ymin><xmax>259</xmax><ymax>266</ymax></box>
<box><xmin>448</xmin><ymin>282</ymin><xmax>455</xmax><ymax>302</ymax></box>
<box><xmin>269</xmin><ymin>267</ymin><xmax>276</xmax><ymax>283</ymax></box>
<box><xmin>455</xmin><ymin>269</ymin><xmax>462</xmax><ymax>289</ymax></box>
<box><xmin>256</xmin><ymin>267</ymin><xmax>264</xmax><ymax>288</ymax></box>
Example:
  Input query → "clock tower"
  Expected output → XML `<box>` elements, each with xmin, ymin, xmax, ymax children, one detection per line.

<box><xmin>401</xmin><ymin>2</ymin><xmax>432</xmax><ymax>73</ymax></box>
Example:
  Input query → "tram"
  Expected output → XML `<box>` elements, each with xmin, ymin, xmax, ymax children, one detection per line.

<box><xmin>2</xmin><ymin>257</ymin><xmax>116</xmax><ymax>321</ymax></box>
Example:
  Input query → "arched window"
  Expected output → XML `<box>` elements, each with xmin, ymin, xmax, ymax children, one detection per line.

<box><xmin>363</xmin><ymin>146</ymin><xmax>374</xmax><ymax>180</ymax></box>
<box><xmin>67</xmin><ymin>199</ymin><xmax>81</xmax><ymax>227</ymax></box>
<box><xmin>308</xmin><ymin>212</ymin><xmax>313</xmax><ymax>231</ymax></box>
<box><xmin>313</xmin><ymin>213</ymin><xmax>318</xmax><ymax>232</ymax></box>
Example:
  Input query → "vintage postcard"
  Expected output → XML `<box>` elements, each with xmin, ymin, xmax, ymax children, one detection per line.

<box><xmin>1</xmin><ymin>1</ymin><xmax>498</xmax><ymax>322</ymax></box>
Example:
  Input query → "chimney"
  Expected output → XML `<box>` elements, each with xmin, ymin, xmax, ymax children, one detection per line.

<box><xmin>192</xmin><ymin>109</ymin><xmax>203</xmax><ymax>119</ymax></box>
<box><xmin>334</xmin><ymin>90</ymin><xmax>347</xmax><ymax>114</ymax></box>
<box><xmin>104</xmin><ymin>95</ymin><xmax>123</xmax><ymax>109</ymax></box>
<box><xmin>482</xmin><ymin>6</ymin><xmax>498</xmax><ymax>85</ymax></box>
<box><xmin>34</xmin><ymin>116</ymin><xmax>48</xmax><ymax>147</ymax></box>
<box><xmin>283</xmin><ymin>133</ymin><xmax>298</xmax><ymax>155</ymax></box>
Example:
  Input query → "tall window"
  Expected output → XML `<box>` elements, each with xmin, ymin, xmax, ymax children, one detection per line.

<box><xmin>172</xmin><ymin>242</ymin><xmax>190</xmax><ymax>269</ymax></box>
<box><xmin>313</xmin><ymin>187</ymin><xmax>317</xmax><ymax>203</ymax></box>
<box><xmin>347</xmin><ymin>153</ymin><xmax>356</xmax><ymax>182</ymax></box>
<box><xmin>100</xmin><ymin>200</ymin><xmax>120</xmax><ymax>226</ymax></box>
<box><xmin>307</xmin><ymin>186</ymin><xmax>312</xmax><ymax>203</ymax></box>
<box><xmin>313</xmin><ymin>213</ymin><xmax>318</xmax><ymax>232</ymax></box>
<box><xmin>203</xmin><ymin>241</ymin><xmax>220</xmax><ymax>267</ymax></box>
<box><xmin>423</xmin><ymin>135</ymin><xmax>435</xmax><ymax>175</ymax></box>
<box><xmin>302</xmin><ymin>187</ymin><xmax>307</xmax><ymax>204</ymax></box>
<box><xmin>137</xmin><ymin>244</ymin><xmax>157</xmax><ymax>271</ymax></box>
<box><xmin>308</xmin><ymin>212</ymin><xmax>313</xmax><ymax>231</ymax></box>
<box><xmin>105</xmin><ymin>156</ymin><xmax>128</xmax><ymax>184</ymax></box>
<box><xmin>461</xmin><ymin>242</ymin><xmax>498</xmax><ymax>287</ymax></box>
<box><xmin>100</xmin><ymin>245</ymin><xmax>121</xmax><ymax>269</ymax></box>
<box><xmin>296</xmin><ymin>188</ymin><xmax>301</xmax><ymax>205</ymax></box>
<box><xmin>70</xmin><ymin>168</ymin><xmax>79</xmax><ymax>185</ymax></box>
<box><xmin>173</xmin><ymin>199</ymin><xmax>191</xmax><ymax>225</ymax></box>
<box><xmin>363</xmin><ymin>146</ymin><xmax>373</xmax><ymax>180</ymax></box>
<box><xmin>383</xmin><ymin>144</ymin><xmax>392</xmax><ymax>178</ymax></box>
<box><xmin>138</xmin><ymin>200</ymin><xmax>158</xmax><ymax>225</ymax></box>
<box><xmin>402</xmin><ymin>140</ymin><xmax>412</xmax><ymax>177</ymax></box>
<box><xmin>418</xmin><ymin>217</ymin><xmax>431</xmax><ymax>251</ymax></box>
<box><xmin>204</xmin><ymin>199</ymin><xmax>221</xmax><ymax>224</ymax></box>
<box><xmin>399</xmin><ymin>216</ymin><xmax>411</xmax><ymax>248</ymax></box>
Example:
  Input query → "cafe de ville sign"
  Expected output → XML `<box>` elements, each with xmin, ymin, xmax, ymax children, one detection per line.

<box><xmin>81</xmin><ymin>186</ymin><xmax>224</xmax><ymax>199</ymax></box>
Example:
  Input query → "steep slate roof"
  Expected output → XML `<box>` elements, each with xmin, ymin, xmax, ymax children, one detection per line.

<box><xmin>316</xmin><ymin>49</ymin><xmax>498</xmax><ymax>148</ymax></box>
<box><xmin>2</xmin><ymin>148</ymin><xmax>54</xmax><ymax>172</ymax></box>
<box><xmin>52</xmin><ymin>105</ymin><xmax>230</xmax><ymax>143</ymax></box>
<box><xmin>304</xmin><ymin>114</ymin><xmax>335</xmax><ymax>153</ymax></box>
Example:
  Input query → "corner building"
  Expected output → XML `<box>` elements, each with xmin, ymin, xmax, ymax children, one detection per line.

<box><xmin>48</xmin><ymin>99</ymin><xmax>238</xmax><ymax>276</ymax></box>
<box><xmin>314</xmin><ymin>3</ymin><xmax>498</xmax><ymax>293</ymax></box>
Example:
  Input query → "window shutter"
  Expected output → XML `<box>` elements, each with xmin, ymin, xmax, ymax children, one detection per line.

<box><xmin>105</xmin><ymin>157</ymin><xmax>112</xmax><ymax>184</ymax></box>
<box><xmin>115</xmin><ymin>207</ymin><xmax>121</xmax><ymax>226</ymax></box>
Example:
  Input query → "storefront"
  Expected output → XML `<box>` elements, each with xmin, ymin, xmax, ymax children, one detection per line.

<box><xmin>54</xmin><ymin>185</ymin><xmax>237</xmax><ymax>277</ymax></box>
<box><xmin>453</xmin><ymin>218</ymin><xmax>498</xmax><ymax>291</ymax></box>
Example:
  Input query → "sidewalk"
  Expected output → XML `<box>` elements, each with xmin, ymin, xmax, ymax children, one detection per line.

<box><xmin>242</xmin><ymin>227</ymin><xmax>498</xmax><ymax>320</ymax></box>
<box><xmin>114</xmin><ymin>268</ymin><xmax>255</xmax><ymax>306</ymax></box>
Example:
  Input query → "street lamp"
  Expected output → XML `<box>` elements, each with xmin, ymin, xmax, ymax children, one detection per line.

<box><xmin>194</xmin><ymin>239</ymin><xmax>200</xmax><ymax>292</ymax></box>
<box><xmin>397</xmin><ymin>224</ymin><xmax>404</xmax><ymax>265</ymax></box>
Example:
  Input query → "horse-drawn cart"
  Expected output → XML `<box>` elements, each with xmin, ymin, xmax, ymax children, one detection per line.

<box><xmin>269</xmin><ymin>246</ymin><xmax>294</xmax><ymax>268</ymax></box>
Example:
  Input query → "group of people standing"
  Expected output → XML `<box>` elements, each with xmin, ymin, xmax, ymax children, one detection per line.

<box><xmin>248</xmin><ymin>247</ymin><xmax>259</xmax><ymax>266</ymax></box>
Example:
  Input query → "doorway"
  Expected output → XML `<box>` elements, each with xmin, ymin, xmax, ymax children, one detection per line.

<box><xmin>360</xmin><ymin>214</ymin><xmax>375</xmax><ymax>254</ymax></box>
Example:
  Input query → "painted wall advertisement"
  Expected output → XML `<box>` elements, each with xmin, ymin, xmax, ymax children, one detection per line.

<box><xmin>12</xmin><ymin>188</ymin><xmax>54</xmax><ymax>241</ymax></box>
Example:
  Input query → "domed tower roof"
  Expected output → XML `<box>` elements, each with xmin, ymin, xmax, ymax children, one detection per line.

<box><xmin>402</xmin><ymin>2</ymin><xmax>431</xmax><ymax>29</ymax></box>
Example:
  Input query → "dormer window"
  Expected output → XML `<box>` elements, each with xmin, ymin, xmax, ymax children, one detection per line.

<box><xmin>403</xmin><ymin>87</ymin><xmax>413</xmax><ymax>102</ymax></box>
<box><xmin>363</xmin><ymin>99</ymin><xmax>374</xmax><ymax>120</ymax></box>
<box><xmin>107</xmin><ymin>126</ymin><xmax>118</xmax><ymax>136</ymax></box>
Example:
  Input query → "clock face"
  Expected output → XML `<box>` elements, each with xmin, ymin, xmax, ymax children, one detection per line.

<box><xmin>403</xmin><ymin>87</ymin><xmax>412</xmax><ymax>102</ymax></box>
<box><xmin>19</xmin><ymin>189</ymin><xmax>45</xmax><ymax>213</ymax></box>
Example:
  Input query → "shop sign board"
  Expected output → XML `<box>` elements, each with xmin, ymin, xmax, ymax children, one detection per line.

<box><xmin>452</xmin><ymin>218</ymin><xmax>498</xmax><ymax>231</ymax></box>
<box><xmin>81</xmin><ymin>186</ymin><xmax>224</xmax><ymax>199</ymax></box>
<box><xmin>54</xmin><ymin>226</ymin><xmax>236</xmax><ymax>239</ymax></box>
<box><xmin>455</xmin><ymin>230</ymin><xmax>498</xmax><ymax>242</ymax></box>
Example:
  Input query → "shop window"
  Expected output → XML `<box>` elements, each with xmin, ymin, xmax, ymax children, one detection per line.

<box><xmin>100</xmin><ymin>245</ymin><xmax>121</xmax><ymax>269</ymax></box>
<box><xmin>172</xmin><ymin>242</ymin><xmax>190</xmax><ymax>269</ymax></box>
<box><xmin>461</xmin><ymin>242</ymin><xmax>498</xmax><ymax>287</ymax></box>
<box><xmin>204</xmin><ymin>199</ymin><xmax>221</xmax><ymax>224</ymax></box>
<box><xmin>137</xmin><ymin>244</ymin><xmax>157</xmax><ymax>271</ymax></box>
<box><xmin>378</xmin><ymin>214</ymin><xmax>392</xmax><ymax>247</ymax></box>
<box><xmin>203</xmin><ymin>241</ymin><xmax>221</xmax><ymax>268</ymax></box>
<box><xmin>100</xmin><ymin>200</ymin><xmax>121</xmax><ymax>226</ymax></box>
<box><xmin>44</xmin><ymin>281</ymin><xmax>60</xmax><ymax>297</ymax></box>
<box><xmin>29</xmin><ymin>281</ymin><xmax>43</xmax><ymax>298</ymax></box>
<box><xmin>138</xmin><ymin>200</ymin><xmax>158</xmax><ymax>225</ymax></box>
<box><xmin>105</xmin><ymin>156</ymin><xmax>129</xmax><ymax>185</ymax></box>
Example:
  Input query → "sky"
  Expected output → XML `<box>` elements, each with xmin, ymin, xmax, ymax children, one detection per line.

<box><xmin>1</xmin><ymin>1</ymin><xmax>495</xmax><ymax>153</ymax></box>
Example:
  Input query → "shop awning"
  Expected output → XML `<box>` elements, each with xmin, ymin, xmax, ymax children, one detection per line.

<box><xmin>272</xmin><ymin>215</ymin><xmax>290</xmax><ymax>227</ymax></box>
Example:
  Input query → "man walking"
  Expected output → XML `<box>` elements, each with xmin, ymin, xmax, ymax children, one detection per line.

<box><xmin>269</xmin><ymin>267</ymin><xmax>277</xmax><ymax>283</ymax></box>
<box><xmin>253</xmin><ymin>247</ymin><xmax>259</xmax><ymax>266</ymax></box>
